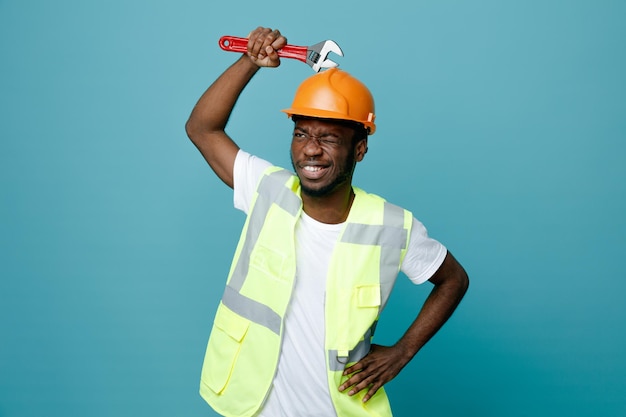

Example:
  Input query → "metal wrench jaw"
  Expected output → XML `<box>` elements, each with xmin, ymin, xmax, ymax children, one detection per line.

<box><xmin>306</xmin><ymin>40</ymin><xmax>344</xmax><ymax>72</ymax></box>
<box><xmin>319</xmin><ymin>59</ymin><xmax>339</xmax><ymax>69</ymax></box>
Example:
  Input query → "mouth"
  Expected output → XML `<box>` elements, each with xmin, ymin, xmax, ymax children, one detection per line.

<box><xmin>299</xmin><ymin>164</ymin><xmax>329</xmax><ymax>180</ymax></box>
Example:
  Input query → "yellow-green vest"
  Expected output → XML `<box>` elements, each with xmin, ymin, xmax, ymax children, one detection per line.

<box><xmin>200</xmin><ymin>167</ymin><xmax>413</xmax><ymax>417</ymax></box>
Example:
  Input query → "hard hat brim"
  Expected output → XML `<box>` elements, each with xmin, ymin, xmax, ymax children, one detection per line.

<box><xmin>281</xmin><ymin>107</ymin><xmax>376</xmax><ymax>135</ymax></box>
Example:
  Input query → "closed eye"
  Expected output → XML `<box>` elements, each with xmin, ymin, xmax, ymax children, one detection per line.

<box><xmin>293</xmin><ymin>130</ymin><xmax>341</xmax><ymax>146</ymax></box>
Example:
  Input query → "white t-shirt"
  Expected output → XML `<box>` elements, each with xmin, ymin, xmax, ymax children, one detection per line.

<box><xmin>233</xmin><ymin>150</ymin><xmax>447</xmax><ymax>417</ymax></box>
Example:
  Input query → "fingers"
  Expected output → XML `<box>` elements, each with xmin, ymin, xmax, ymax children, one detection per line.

<box><xmin>342</xmin><ymin>360</ymin><xmax>363</xmax><ymax>376</ymax></box>
<box><xmin>339</xmin><ymin>369</ymin><xmax>384</xmax><ymax>403</ymax></box>
<box><xmin>337</xmin><ymin>345</ymin><xmax>405</xmax><ymax>403</ymax></box>
<box><xmin>339</xmin><ymin>360</ymin><xmax>372</xmax><ymax>394</ymax></box>
<box><xmin>246</xmin><ymin>27</ymin><xmax>287</xmax><ymax>67</ymax></box>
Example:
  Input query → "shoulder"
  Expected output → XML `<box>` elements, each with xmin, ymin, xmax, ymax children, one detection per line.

<box><xmin>352</xmin><ymin>187</ymin><xmax>413</xmax><ymax>228</ymax></box>
<box><xmin>233</xmin><ymin>151</ymin><xmax>275</xmax><ymax>213</ymax></box>
<box><xmin>234</xmin><ymin>150</ymin><xmax>273</xmax><ymax>179</ymax></box>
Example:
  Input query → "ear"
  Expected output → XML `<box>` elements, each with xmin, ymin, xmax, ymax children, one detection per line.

<box><xmin>354</xmin><ymin>138</ymin><xmax>368</xmax><ymax>162</ymax></box>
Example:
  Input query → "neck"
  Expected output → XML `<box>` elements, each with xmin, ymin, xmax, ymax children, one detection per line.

<box><xmin>301</xmin><ymin>185</ymin><xmax>355</xmax><ymax>224</ymax></box>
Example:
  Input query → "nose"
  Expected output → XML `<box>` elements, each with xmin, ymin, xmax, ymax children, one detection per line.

<box><xmin>302</xmin><ymin>136</ymin><xmax>323</xmax><ymax>156</ymax></box>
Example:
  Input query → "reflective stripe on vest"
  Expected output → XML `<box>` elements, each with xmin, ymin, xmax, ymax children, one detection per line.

<box><xmin>221</xmin><ymin>169</ymin><xmax>300</xmax><ymax>335</ymax></box>
<box><xmin>328</xmin><ymin>202</ymin><xmax>407</xmax><ymax>371</ymax></box>
<box><xmin>328</xmin><ymin>322</ymin><xmax>378</xmax><ymax>372</ymax></box>
<box><xmin>342</xmin><ymin>201</ymin><xmax>407</xmax><ymax>309</ymax></box>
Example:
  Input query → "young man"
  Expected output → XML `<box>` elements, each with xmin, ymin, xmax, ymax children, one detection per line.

<box><xmin>185</xmin><ymin>26</ymin><xmax>469</xmax><ymax>417</ymax></box>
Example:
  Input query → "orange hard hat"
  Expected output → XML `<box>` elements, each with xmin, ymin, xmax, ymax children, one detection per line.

<box><xmin>281</xmin><ymin>68</ymin><xmax>376</xmax><ymax>134</ymax></box>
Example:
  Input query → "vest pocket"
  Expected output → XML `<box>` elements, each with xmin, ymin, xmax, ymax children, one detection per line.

<box><xmin>202</xmin><ymin>304</ymin><xmax>250</xmax><ymax>395</ymax></box>
<box><xmin>340</xmin><ymin>284</ymin><xmax>381</xmax><ymax>349</ymax></box>
<box><xmin>356</xmin><ymin>284</ymin><xmax>381</xmax><ymax>308</ymax></box>
<box><xmin>249</xmin><ymin>243</ymin><xmax>288</xmax><ymax>283</ymax></box>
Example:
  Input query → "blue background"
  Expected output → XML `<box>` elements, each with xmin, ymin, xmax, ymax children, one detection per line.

<box><xmin>1</xmin><ymin>1</ymin><xmax>625</xmax><ymax>416</ymax></box>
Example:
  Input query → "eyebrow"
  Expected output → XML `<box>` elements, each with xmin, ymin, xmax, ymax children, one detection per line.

<box><xmin>293</xmin><ymin>126</ymin><xmax>339</xmax><ymax>137</ymax></box>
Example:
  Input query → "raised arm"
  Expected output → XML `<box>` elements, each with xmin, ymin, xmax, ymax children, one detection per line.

<box><xmin>185</xmin><ymin>27</ymin><xmax>287</xmax><ymax>188</ymax></box>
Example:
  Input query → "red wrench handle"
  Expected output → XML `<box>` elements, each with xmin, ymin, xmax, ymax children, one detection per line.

<box><xmin>218</xmin><ymin>36</ymin><xmax>308</xmax><ymax>63</ymax></box>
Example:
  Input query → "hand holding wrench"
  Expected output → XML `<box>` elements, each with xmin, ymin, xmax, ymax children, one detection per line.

<box><xmin>219</xmin><ymin>35</ymin><xmax>343</xmax><ymax>73</ymax></box>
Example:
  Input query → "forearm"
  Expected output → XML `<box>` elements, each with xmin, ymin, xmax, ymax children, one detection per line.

<box><xmin>394</xmin><ymin>251</ymin><xmax>469</xmax><ymax>363</ymax></box>
<box><xmin>185</xmin><ymin>55</ymin><xmax>259</xmax><ymax>141</ymax></box>
<box><xmin>394</xmin><ymin>269</ymin><xmax>468</xmax><ymax>362</ymax></box>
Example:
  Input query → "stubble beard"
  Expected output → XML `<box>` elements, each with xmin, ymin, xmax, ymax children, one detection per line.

<box><xmin>291</xmin><ymin>152</ymin><xmax>355</xmax><ymax>198</ymax></box>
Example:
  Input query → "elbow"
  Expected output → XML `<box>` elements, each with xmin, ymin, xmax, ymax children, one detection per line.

<box><xmin>450</xmin><ymin>253</ymin><xmax>469</xmax><ymax>297</ymax></box>
<box><xmin>452</xmin><ymin>257</ymin><xmax>469</xmax><ymax>296</ymax></box>
<box><xmin>185</xmin><ymin>118</ymin><xmax>199</xmax><ymax>144</ymax></box>
<box><xmin>445</xmin><ymin>257</ymin><xmax>470</xmax><ymax>301</ymax></box>
<box><xmin>444</xmin><ymin>268</ymin><xmax>469</xmax><ymax>307</ymax></box>
<box><xmin>431</xmin><ymin>251</ymin><xmax>470</xmax><ymax>297</ymax></box>
<box><xmin>459</xmin><ymin>268</ymin><xmax>469</xmax><ymax>297</ymax></box>
<box><xmin>185</xmin><ymin>117</ymin><xmax>224</xmax><ymax>147</ymax></box>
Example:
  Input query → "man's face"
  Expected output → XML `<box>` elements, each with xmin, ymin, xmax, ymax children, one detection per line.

<box><xmin>290</xmin><ymin>118</ymin><xmax>366</xmax><ymax>197</ymax></box>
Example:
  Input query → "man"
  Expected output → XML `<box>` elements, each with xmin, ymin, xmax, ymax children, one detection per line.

<box><xmin>185</xmin><ymin>27</ymin><xmax>469</xmax><ymax>417</ymax></box>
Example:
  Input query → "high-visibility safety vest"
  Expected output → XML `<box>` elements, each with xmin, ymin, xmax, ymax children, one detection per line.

<box><xmin>200</xmin><ymin>167</ymin><xmax>413</xmax><ymax>417</ymax></box>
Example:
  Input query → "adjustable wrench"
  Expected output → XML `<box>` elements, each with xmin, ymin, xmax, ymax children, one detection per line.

<box><xmin>218</xmin><ymin>35</ymin><xmax>343</xmax><ymax>73</ymax></box>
